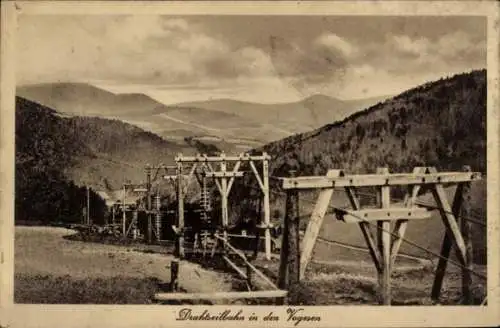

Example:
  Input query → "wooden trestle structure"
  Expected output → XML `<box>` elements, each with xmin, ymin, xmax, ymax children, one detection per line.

<box><xmin>278</xmin><ymin>165</ymin><xmax>481</xmax><ymax>305</ymax></box>
<box><xmin>173</xmin><ymin>152</ymin><xmax>272</xmax><ymax>260</ymax></box>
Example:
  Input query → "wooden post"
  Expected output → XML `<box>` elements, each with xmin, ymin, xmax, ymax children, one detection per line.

<box><xmin>170</xmin><ymin>260</ymin><xmax>179</xmax><ymax>292</ymax></box>
<box><xmin>132</xmin><ymin>210</ymin><xmax>138</xmax><ymax>239</ymax></box>
<box><xmin>262</xmin><ymin>156</ymin><xmax>271</xmax><ymax>260</ymax></box>
<box><xmin>278</xmin><ymin>169</ymin><xmax>300</xmax><ymax>301</ymax></box>
<box><xmin>431</xmin><ymin>182</ymin><xmax>464</xmax><ymax>302</ymax></box>
<box><xmin>146</xmin><ymin>166</ymin><xmax>153</xmax><ymax>244</ymax></box>
<box><xmin>376</xmin><ymin>167</ymin><xmax>391</xmax><ymax>305</ymax></box>
<box><xmin>86</xmin><ymin>186</ymin><xmax>91</xmax><ymax>225</ymax></box>
<box><xmin>220</xmin><ymin>153</ymin><xmax>228</xmax><ymax>251</ymax></box>
<box><xmin>460</xmin><ymin>165</ymin><xmax>473</xmax><ymax>304</ymax></box>
<box><xmin>155</xmin><ymin>191</ymin><xmax>161</xmax><ymax>242</ymax></box>
<box><xmin>122</xmin><ymin>184</ymin><xmax>126</xmax><ymax>236</ymax></box>
<box><xmin>177</xmin><ymin>158</ymin><xmax>185</xmax><ymax>259</ymax></box>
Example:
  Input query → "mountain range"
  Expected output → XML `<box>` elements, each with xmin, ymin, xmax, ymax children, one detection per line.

<box><xmin>17</xmin><ymin>83</ymin><xmax>389</xmax><ymax>151</ymax></box>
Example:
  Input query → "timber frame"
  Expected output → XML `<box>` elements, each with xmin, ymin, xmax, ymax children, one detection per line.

<box><xmin>279</xmin><ymin>165</ymin><xmax>481</xmax><ymax>305</ymax></box>
<box><xmin>174</xmin><ymin>152</ymin><xmax>273</xmax><ymax>260</ymax></box>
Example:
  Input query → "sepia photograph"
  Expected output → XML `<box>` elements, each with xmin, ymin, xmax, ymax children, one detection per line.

<box><xmin>1</xmin><ymin>1</ymin><xmax>499</xmax><ymax>327</ymax></box>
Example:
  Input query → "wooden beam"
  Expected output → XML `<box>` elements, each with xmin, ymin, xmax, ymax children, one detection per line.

<box><xmin>204</xmin><ymin>163</ymin><xmax>223</xmax><ymax>195</ymax></box>
<box><xmin>390</xmin><ymin>167</ymin><xmax>425</xmax><ymax>268</ymax></box>
<box><xmin>334</xmin><ymin>207</ymin><xmax>431</xmax><ymax>223</ymax></box>
<box><xmin>220</xmin><ymin>159</ymin><xmax>229</xmax><ymax>246</ymax></box>
<box><xmin>460</xmin><ymin>166</ymin><xmax>473</xmax><ymax>304</ymax></box>
<box><xmin>154</xmin><ymin>290</ymin><xmax>287</xmax><ymax>301</ymax></box>
<box><xmin>282</xmin><ymin>172</ymin><xmax>482</xmax><ymax>189</ymax></box>
<box><xmin>176</xmin><ymin>162</ymin><xmax>185</xmax><ymax>258</ymax></box>
<box><xmin>249</xmin><ymin>160</ymin><xmax>265</xmax><ymax>191</ymax></box>
<box><xmin>430</xmin><ymin>168</ymin><xmax>467</xmax><ymax>266</ymax></box>
<box><xmin>170</xmin><ymin>260</ymin><xmax>179</xmax><ymax>292</ymax></box>
<box><xmin>222</xmin><ymin>255</ymin><xmax>248</xmax><ymax>280</ymax></box>
<box><xmin>215</xmin><ymin>234</ymin><xmax>278</xmax><ymax>290</ymax></box>
<box><xmin>175</xmin><ymin>153</ymin><xmax>271</xmax><ymax>163</ymax></box>
<box><xmin>226</xmin><ymin>161</ymin><xmax>242</xmax><ymax>195</ymax></box>
<box><xmin>300</xmin><ymin>169</ymin><xmax>342</xmax><ymax>280</ymax></box>
<box><xmin>377</xmin><ymin>167</ymin><xmax>392</xmax><ymax>305</ymax></box>
<box><xmin>279</xmin><ymin>169</ymin><xmax>300</xmax><ymax>296</ymax></box>
<box><xmin>345</xmin><ymin>187</ymin><xmax>383</xmax><ymax>273</ymax></box>
<box><xmin>203</xmin><ymin>171</ymin><xmax>244</xmax><ymax>178</ymax></box>
<box><xmin>262</xmin><ymin>158</ymin><xmax>271</xmax><ymax>260</ymax></box>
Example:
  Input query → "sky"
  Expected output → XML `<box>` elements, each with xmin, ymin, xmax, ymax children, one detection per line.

<box><xmin>17</xmin><ymin>15</ymin><xmax>486</xmax><ymax>104</ymax></box>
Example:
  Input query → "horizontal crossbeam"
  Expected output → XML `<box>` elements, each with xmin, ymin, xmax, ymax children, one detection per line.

<box><xmin>282</xmin><ymin>172</ymin><xmax>481</xmax><ymax>190</ymax></box>
<box><xmin>334</xmin><ymin>207</ymin><xmax>431</xmax><ymax>223</ymax></box>
<box><xmin>154</xmin><ymin>290</ymin><xmax>287</xmax><ymax>301</ymax></box>
<box><xmin>175</xmin><ymin>153</ymin><xmax>270</xmax><ymax>162</ymax></box>
<box><xmin>203</xmin><ymin>171</ymin><xmax>244</xmax><ymax>178</ymax></box>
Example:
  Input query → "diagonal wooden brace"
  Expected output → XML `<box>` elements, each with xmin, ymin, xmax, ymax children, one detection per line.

<box><xmin>299</xmin><ymin>169</ymin><xmax>343</xmax><ymax>280</ymax></box>
<box><xmin>345</xmin><ymin>186</ymin><xmax>383</xmax><ymax>273</ymax></box>
<box><xmin>390</xmin><ymin>167</ymin><xmax>426</xmax><ymax>268</ymax></box>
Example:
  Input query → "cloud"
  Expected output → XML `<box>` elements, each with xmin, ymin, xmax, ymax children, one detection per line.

<box><xmin>314</xmin><ymin>33</ymin><xmax>357</xmax><ymax>58</ymax></box>
<box><xmin>17</xmin><ymin>16</ymin><xmax>275</xmax><ymax>87</ymax></box>
<box><xmin>17</xmin><ymin>15</ymin><xmax>486</xmax><ymax>102</ymax></box>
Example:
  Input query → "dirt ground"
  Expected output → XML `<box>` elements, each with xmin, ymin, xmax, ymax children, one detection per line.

<box><xmin>14</xmin><ymin>226</ymin><xmax>234</xmax><ymax>303</ymax></box>
<box><xmin>14</xmin><ymin>226</ymin><xmax>487</xmax><ymax>305</ymax></box>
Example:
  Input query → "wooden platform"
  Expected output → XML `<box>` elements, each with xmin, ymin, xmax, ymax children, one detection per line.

<box><xmin>154</xmin><ymin>290</ymin><xmax>287</xmax><ymax>301</ymax></box>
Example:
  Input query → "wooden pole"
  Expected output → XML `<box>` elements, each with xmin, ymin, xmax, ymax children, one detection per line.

<box><xmin>86</xmin><ymin>186</ymin><xmax>90</xmax><ymax>225</ymax></box>
<box><xmin>376</xmin><ymin>167</ymin><xmax>391</xmax><ymax>305</ymax></box>
<box><xmin>430</xmin><ymin>166</ymin><xmax>470</xmax><ymax>302</ymax></box>
<box><xmin>122</xmin><ymin>184</ymin><xmax>126</xmax><ymax>236</ymax></box>
<box><xmin>262</xmin><ymin>155</ymin><xmax>271</xmax><ymax>260</ymax></box>
<box><xmin>278</xmin><ymin>169</ymin><xmax>300</xmax><ymax>301</ymax></box>
<box><xmin>170</xmin><ymin>260</ymin><xmax>179</xmax><ymax>292</ymax></box>
<box><xmin>176</xmin><ymin>158</ymin><xmax>185</xmax><ymax>258</ymax></box>
<box><xmin>146</xmin><ymin>166</ymin><xmax>152</xmax><ymax>244</ymax></box>
<box><xmin>155</xmin><ymin>191</ymin><xmax>161</xmax><ymax>242</ymax></box>
<box><xmin>220</xmin><ymin>154</ymin><xmax>228</xmax><ymax>251</ymax></box>
<box><xmin>460</xmin><ymin>165</ymin><xmax>473</xmax><ymax>304</ymax></box>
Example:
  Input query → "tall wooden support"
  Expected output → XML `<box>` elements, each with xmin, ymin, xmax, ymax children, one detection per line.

<box><xmin>431</xmin><ymin>166</ymin><xmax>473</xmax><ymax>304</ymax></box>
<box><xmin>122</xmin><ymin>184</ymin><xmax>126</xmax><ymax>236</ymax></box>
<box><xmin>281</xmin><ymin>166</ymin><xmax>481</xmax><ymax>305</ymax></box>
<box><xmin>86</xmin><ymin>186</ymin><xmax>91</xmax><ymax>225</ymax></box>
<box><xmin>176</xmin><ymin>152</ymin><xmax>272</xmax><ymax>259</ymax></box>
<box><xmin>132</xmin><ymin>210</ymin><xmax>138</xmax><ymax>239</ymax></box>
<box><xmin>376</xmin><ymin>167</ymin><xmax>392</xmax><ymax>305</ymax></box>
<box><xmin>170</xmin><ymin>260</ymin><xmax>179</xmax><ymax>292</ymax></box>
<box><xmin>155</xmin><ymin>191</ymin><xmax>161</xmax><ymax>242</ymax></box>
<box><xmin>220</xmin><ymin>153</ymin><xmax>229</xmax><ymax>247</ymax></box>
<box><xmin>460</xmin><ymin>166</ymin><xmax>473</xmax><ymax>304</ymax></box>
<box><xmin>176</xmin><ymin>157</ymin><xmax>185</xmax><ymax>259</ymax></box>
<box><xmin>390</xmin><ymin>167</ymin><xmax>425</xmax><ymax>269</ymax></box>
<box><xmin>146</xmin><ymin>165</ymin><xmax>153</xmax><ymax>244</ymax></box>
<box><xmin>279</xmin><ymin>170</ymin><xmax>300</xmax><ymax>298</ymax></box>
<box><xmin>262</xmin><ymin>155</ymin><xmax>271</xmax><ymax>260</ymax></box>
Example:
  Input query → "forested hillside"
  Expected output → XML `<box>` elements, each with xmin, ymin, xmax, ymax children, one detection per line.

<box><xmin>230</xmin><ymin>70</ymin><xmax>487</xmax><ymax>226</ymax></box>
<box><xmin>15</xmin><ymin>97</ymin><xmax>209</xmax><ymax>223</ymax></box>
<box><xmin>260</xmin><ymin>69</ymin><xmax>486</xmax><ymax>178</ymax></box>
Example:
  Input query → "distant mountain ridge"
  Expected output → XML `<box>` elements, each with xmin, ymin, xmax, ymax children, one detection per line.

<box><xmin>17</xmin><ymin>83</ymin><xmax>390</xmax><ymax>149</ymax></box>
